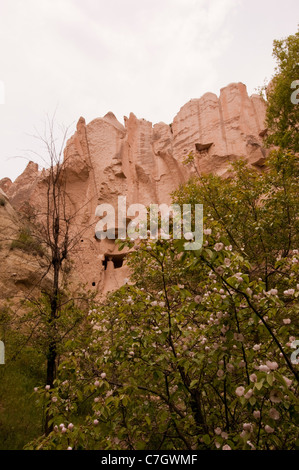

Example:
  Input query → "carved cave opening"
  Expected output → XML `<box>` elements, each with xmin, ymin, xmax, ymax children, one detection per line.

<box><xmin>103</xmin><ymin>253</ymin><xmax>126</xmax><ymax>270</ymax></box>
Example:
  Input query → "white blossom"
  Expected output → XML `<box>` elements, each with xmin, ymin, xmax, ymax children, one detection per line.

<box><xmin>244</xmin><ymin>389</ymin><xmax>253</xmax><ymax>399</ymax></box>
<box><xmin>259</xmin><ymin>364</ymin><xmax>270</xmax><ymax>372</ymax></box>
<box><xmin>250</xmin><ymin>373</ymin><xmax>258</xmax><ymax>383</ymax></box>
<box><xmin>234</xmin><ymin>333</ymin><xmax>244</xmax><ymax>342</ymax></box>
<box><xmin>283</xmin><ymin>376</ymin><xmax>292</xmax><ymax>388</ymax></box>
<box><xmin>247</xmin><ymin>441</ymin><xmax>256</xmax><ymax>450</ymax></box>
<box><xmin>269</xmin><ymin>408</ymin><xmax>280</xmax><ymax>420</ymax></box>
<box><xmin>243</xmin><ymin>423</ymin><xmax>253</xmax><ymax>433</ymax></box>
<box><xmin>235</xmin><ymin>386</ymin><xmax>245</xmax><ymax>397</ymax></box>
<box><xmin>283</xmin><ymin>289</ymin><xmax>295</xmax><ymax>296</ymax></box>
<box><xmin>270</xmin><ymin>390</ymin><xmax>282</xmax><ymax>403</ymax></box>
<box><xmin>266</xmin><ymin>361</ymin><xmax>278</xmax><ymax>370</ymax></box>
<box><xmin>265</xmin><ymin>425</ymin><xmax>275</xmax><ymax>434</ymax></box>
<box><xmin>214</xmin><ymin>242</ymin><xmax>224</xmax><ymax>252</ymax></box>
<box><xmin>184</xmin><ymin>232</ymin><xmax>194</xmax><ymax>240</ymax></box>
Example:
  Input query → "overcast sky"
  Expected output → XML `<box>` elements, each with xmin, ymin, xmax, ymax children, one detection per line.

<box><xmin>0</xmin><ymin>0</ymin><xmax>298</xmax><ymax>181</ymax></box>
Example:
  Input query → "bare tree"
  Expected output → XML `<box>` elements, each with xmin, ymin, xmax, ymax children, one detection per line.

<box><xmin>1</xmin><ymin>118</ymin><xmax>97</xmax><ymax>435</ymax></box>
<box><xmin>33</xmin><ymin>119</ymin><xmax>97</xmax><ymax>434</ymax></box>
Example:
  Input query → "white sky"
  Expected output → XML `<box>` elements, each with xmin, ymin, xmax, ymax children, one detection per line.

<box><xmin>0</xmin><ymin>0</ymin><xmax>298</xmax><ymax>181</ymax></box>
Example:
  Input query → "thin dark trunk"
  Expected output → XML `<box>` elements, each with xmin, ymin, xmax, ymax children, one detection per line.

<box><xmin>45</xmin><ymin>339</ymin><xmax>57</xmax><ymax>435</ymax></box>
<box><xmin>45</xmin><ymin>262</ymin><xmax>60</xmax><ymax>435</ymax></box>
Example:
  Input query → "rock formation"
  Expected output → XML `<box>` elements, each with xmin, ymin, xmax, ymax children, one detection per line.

<box><xmin>0</xmin><ymin>82</ymin><xmax>268</xmax><ymax>296</ymax></box>
<box><xmin>0</xmin><ymin>188</ymin><xmax>52</xmax><ymax>309</ymax></box>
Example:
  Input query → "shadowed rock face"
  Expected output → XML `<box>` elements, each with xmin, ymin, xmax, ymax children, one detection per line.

<box><xmin>0</xmin><ymin>188</ymin><xmax>53</xmax><ymax>309</ymax></box>
<box><xmin>0</xmin><ymin>82</ymin><xmax>267</xmax><ymax>296</ymax></box>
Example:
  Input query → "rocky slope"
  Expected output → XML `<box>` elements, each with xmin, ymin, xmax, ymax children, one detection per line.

<box><xmin>0</xmin><ymin>82</ymin><xmax>268</xmax><ymax>296</ymax></box>
<box><xmin>0</xmin><ymin>189</ymin><xmax>52</xmax><ymax>310</ymax></box>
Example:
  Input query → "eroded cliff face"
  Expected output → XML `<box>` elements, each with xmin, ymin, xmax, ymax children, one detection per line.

<box><xmin>0</xmin><ymin>82</ymin><xmax>268</xmax><ymax>296</ymax></box>
<box><xmin>0</xmin><ymin>189</ymin><xmax>52</xmax><ymax>309</ymax></box>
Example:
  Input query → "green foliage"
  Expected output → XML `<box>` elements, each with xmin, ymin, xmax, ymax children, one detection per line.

<box><xmin>0</xmin><ymin>288</ymin><xmax>94</xmax><ymax>449</ymax></box>
<box><xmin>265</xmin><ymin>28</ymin><xmax>299</xmax><ymax>152</ymax></box>
<box><xmin>28</xmin><ymin>151</ymin><xmax>299</xmax><ymax>451</ymax></box>
<box><xmin>174</xmin><ymin>151</ymin><xmax>299</xmax><ymax>289</ymax></box>
<box><xmin>10</xmin><ymin>227</ymin><xmax>44</xmax><ymax>257</ymax></box>
<box><xmin>0</xmin><ymin>321</ymin><xmax>46</xmax><ymax>449</ymax></box>
<box><xmin>182</xmin><ymin>151</ymin><xmax>195</xmax><ymax>166</ymax></box>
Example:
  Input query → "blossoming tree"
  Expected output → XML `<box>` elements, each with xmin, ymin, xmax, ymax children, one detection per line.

<box><xmin>29</xmin><ymin>150</ymin><xmax>299</xmax><ymax>450</ymax></box>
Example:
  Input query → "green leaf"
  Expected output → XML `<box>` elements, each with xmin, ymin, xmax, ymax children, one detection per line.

<box><xmin>136</xmin><ymin>441</ymin><xmax>146</xmax><ymax>450</ymax></box>
<box><xmin>267</xmin><ymin>373</ymin><xmax>274</xmax><ymax>386</ymax></box>
<box><xmin>145</xmin><ymin>415</ymin><xmax>151</xmax><ymax>426</ymax></box>
<box><xmin>122</xmin><ymin>396</ymin><xmax>128</xmax><ymax>407</ymax></box>
<box><xmin>255</xmin><ymin>380</ymin><xmax>264</xmax><ymax>391</ymax></box>
<box><xmin>190</xmin><ymin>379</ymin><xmax>198</xmax><ymax>389</ymax></box>
<box><xmin>249</xmin><ymin>397</ymin><xmax>256</xmax><ymax>406</ymax></box>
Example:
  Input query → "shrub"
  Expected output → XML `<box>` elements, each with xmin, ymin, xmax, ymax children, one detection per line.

<box><xmin>10</xmin><ymin>228</ymin><xmax>44</xmax><ymax>257</ymax></box>
<box><xmin>28</xmin><ymin>151</ymin><xmax>299</xmax><ymax>451</ymax></box>
<box><xmin>0</xmin><ymin>343</ymin><xmax>45</xmax><ymax>449</ymax></box>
